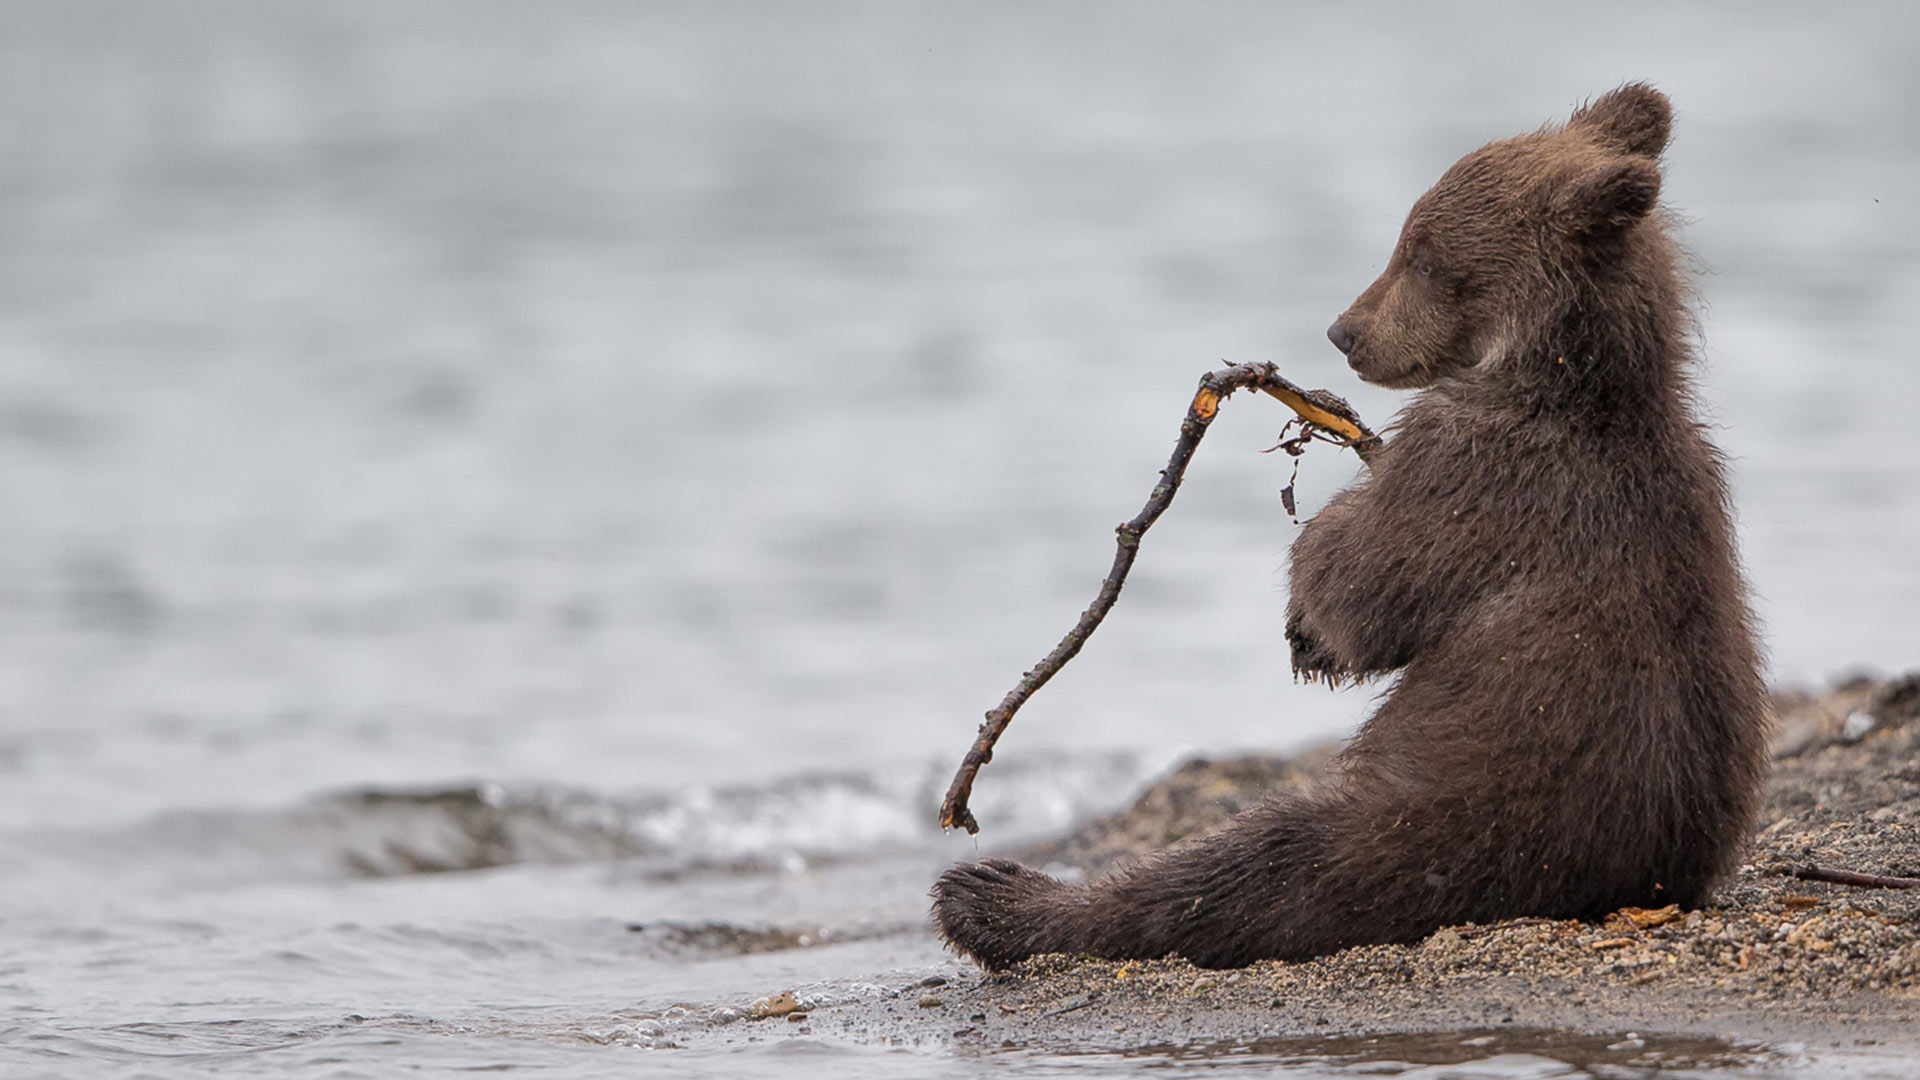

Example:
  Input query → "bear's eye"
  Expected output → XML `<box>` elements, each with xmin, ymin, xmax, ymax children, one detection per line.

<box><xmin>1413</xmin><ymin>257</ymin><xmax>1437</xmax><ymax>279</ymax></box>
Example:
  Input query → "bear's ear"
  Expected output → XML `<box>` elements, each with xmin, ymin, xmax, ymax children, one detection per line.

<box><xmin>1569</xmin><ymin>82</ymin><xmax>1671</xmax><ymax>158</ymax></box>
<box><xmin>1551</xmin><ymin>157</ymin><xmax>1662</xmax><ymax>237</ymax></box>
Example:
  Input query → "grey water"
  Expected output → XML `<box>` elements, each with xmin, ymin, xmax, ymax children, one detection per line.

<box><xmin>1</xmin><ymin>2</ymin><xmax>1917</xmax><ymax>1076</ymax></box>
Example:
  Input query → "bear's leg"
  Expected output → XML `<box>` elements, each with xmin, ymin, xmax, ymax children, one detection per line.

<box><xmin>932</xmin><ymin>795</ymin><xmax>1369</xmax><ymax>969</ymax></box>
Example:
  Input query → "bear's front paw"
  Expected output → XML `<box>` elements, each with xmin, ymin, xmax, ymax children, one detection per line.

<box><xmin>1286</xmin><ymin>607</ymin><xmax>1350</xmax><ymax>684</ymax></box>
<box><xmin>930</xmin><ymin>859</ymin><xmax>1078</xmax><ymax>969</ymax></box>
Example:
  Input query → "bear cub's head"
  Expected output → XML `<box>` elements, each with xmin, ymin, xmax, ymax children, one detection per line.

<box><xmin>1328</xmin><ymin>83</ymin><xmax>1672</xmax><ymax>389</ymax></box>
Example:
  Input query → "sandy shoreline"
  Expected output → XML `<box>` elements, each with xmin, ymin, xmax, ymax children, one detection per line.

<box><xmin>688</xmin><ymin>674</ymin><xmax>1920</xmax><ymax>1068</ymax></box>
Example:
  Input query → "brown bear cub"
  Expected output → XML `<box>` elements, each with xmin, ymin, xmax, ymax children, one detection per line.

<box><xmin>932</xmin><ymin>84</ymin><xmax>1769</xmax><ymax>970</ymax></box>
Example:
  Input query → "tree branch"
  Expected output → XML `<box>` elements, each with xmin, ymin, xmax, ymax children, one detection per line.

<box><xmin>938</xmin><ymin>362</ymin><xmax>1378</xmax><ymax>833</ymax></box>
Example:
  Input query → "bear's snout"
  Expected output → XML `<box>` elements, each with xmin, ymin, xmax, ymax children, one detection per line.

<box><xmin>1326</xmin><ymin>319</ymin><xmax>1357</xmax><ymax>356</ymax></box>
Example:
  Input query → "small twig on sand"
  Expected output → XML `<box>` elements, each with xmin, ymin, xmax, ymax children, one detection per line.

<box><xmin>1454</xmin><ymin>917</ymin><xmax>1564</xmax><ymax>939</ymax></box>
<box><xmin>937</xmin><ymin>362</ymin><xmax>1378</xmax><ymax>834</ymax></box>
<box><xmin>1789</xmin><ymin>863</ymin><xmax>1920</xmax><ymax>890</ymax></box>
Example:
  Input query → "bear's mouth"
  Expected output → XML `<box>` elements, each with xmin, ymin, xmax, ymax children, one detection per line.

<box><xmin>1347</xmin><ymin>351</ymin><xmax>1436</xmax><ymax>390</ymax></box>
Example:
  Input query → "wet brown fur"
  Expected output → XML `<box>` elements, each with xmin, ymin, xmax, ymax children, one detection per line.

<box><xmin>932</xmin><ymin>85</ymin><xmax>1770</xmax><ymax>970</ymax></box>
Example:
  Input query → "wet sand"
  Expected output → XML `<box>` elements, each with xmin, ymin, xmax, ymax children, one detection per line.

<box><xmin>700</xmin><ymin>674</ymin><xmax>1920</xmax><ymax>1066</ymax></box>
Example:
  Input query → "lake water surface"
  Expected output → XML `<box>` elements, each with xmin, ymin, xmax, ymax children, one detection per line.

<box><xmin>2</xmin><ymin>3</ymin><xmax>1917</xmax><ymax>1076</ymax></box>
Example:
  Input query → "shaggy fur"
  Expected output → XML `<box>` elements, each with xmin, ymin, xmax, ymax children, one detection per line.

<box><xmin>931</xmin><ymin>84</ymin><xmax>1769</xmax><ymax>970</ymax></box>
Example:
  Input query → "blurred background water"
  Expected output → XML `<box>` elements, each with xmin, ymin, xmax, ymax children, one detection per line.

<box><xmin>1</xmin><ymin>2</ymin><xmax>1916</xmax><ymax>1076</ymax></box>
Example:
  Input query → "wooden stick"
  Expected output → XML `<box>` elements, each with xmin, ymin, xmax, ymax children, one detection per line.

<box><xmin>938</xmin><ymin>362</ymin><xmax>1378</xmax><ymax>833</ymax></box>
<box><xmin>1790</xmin><ymin>863</ymin><xmax>1920</xmax><ymax>890</ymax></box>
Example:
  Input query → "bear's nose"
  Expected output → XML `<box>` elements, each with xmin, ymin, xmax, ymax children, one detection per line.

<box><xmin>1326</xmin><ymin>320</ymin><xmax>1357</xmax><ymax>356</ymax></box>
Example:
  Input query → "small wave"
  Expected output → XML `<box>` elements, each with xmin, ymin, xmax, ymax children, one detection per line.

<box><xmin>320</xmin><ymin>748</ymin><xmax>1146</xmax><ymax>878</ymax></box>
<box><xmin>624</xmin><ymin>919</ymin><xmax>920</xmax><ymax>958</ymax></box>
<box><xmin>6</xmin><ymin>750</ymin><xmax>1149</xmax><ymax>885</ymax></box>
<box><xmin>325</xmin><ymin>784</ymin><xmax>644</xmax><ymax>876</ymax></box>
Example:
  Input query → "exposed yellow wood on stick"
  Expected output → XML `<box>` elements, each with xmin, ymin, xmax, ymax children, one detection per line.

<box><xmin>1258</xmin><ymin>385</ymin><xmax>1368</xmax><ymax>444</ymax></box>
<box><xmin>1191</xmin><ymin>387</ymin><xmax>1220</xmax><ymax>421</ymax></box>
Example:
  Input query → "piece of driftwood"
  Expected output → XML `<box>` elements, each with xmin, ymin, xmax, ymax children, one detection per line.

<box><xmin>1789</xmin><ymin>863</ymin><xmax>1920</xmax><ymax>890</ymax></box>
<box><xmin>937</xmin><ymin>362</ymin><xmax>1379</xmax><ymax>834</ymax></box>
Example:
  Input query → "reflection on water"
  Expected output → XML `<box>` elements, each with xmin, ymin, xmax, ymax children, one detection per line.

<box><xmin>1114</xmin><ymin>1027</ymin><xmax>1776</xmax><ymax>1075</ymax></box>
<box><xmin>1</xmin><ymin>2</ymin><xmax>1917</xmax><ymax>1077</ymax></box>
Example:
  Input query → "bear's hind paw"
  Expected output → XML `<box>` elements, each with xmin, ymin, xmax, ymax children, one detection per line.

<box><xmin>930</xmin><ymin>858</ymin><xmax>1078</xmax><ymax>969</ymax></box>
